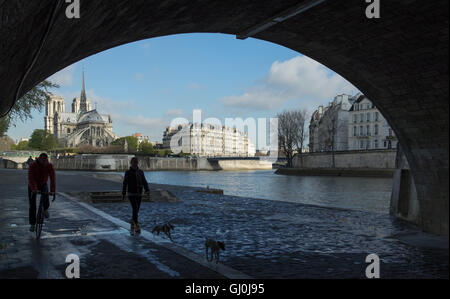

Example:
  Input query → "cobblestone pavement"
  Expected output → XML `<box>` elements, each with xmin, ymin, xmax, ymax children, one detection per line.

<box><xmin>0</xmin><ymin>169</ymin><xmax>228</xmax><ymax>279</ymax></box>
<box><xmin>94</xmin><ymin>183</ymin><xmax>449</xmax><ymax>279</ymax></box>
<box><xmin>1</xmin><ymin>169</ymin><xmax>448</xmax><ymax>279</ymax></box>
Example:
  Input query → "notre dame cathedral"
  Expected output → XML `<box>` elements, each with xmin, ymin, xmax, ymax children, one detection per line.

<box><xmin>44</xmin><ymin>71</ymin><xmax>117</xmax><ymax>147</ymax></box>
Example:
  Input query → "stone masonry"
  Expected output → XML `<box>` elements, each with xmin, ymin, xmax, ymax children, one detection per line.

<box><xmin>0</xmin><ymin>0</ymin><xmax>448</xmax><ymax>234</ymax></box>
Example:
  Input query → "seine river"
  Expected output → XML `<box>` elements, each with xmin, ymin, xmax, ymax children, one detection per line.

<box><xmin>144</xmin><ymin>170</ymin><xmax>393</xmax><ymax>214</ymax></box>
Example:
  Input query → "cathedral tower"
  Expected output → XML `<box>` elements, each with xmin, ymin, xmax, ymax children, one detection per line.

<box><xmin>79</xmin><ymin>69</ymin><xmax>88</xmax><ymax>113</ymax></box>
<box><xmin>45</xmin><ymin>95</ymin><xmax>65</xmax><ymax>134</ymax></box>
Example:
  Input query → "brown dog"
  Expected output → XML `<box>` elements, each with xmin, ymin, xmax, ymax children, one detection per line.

<box><xmin>152</xmin><ymin>222</ymin><xmax>174</xmax><ymax>241</ymax></box>
<box><xmin>205</xmin><ymin>238</ymin><xmax>225</xmax><ymax>264</ymax></box>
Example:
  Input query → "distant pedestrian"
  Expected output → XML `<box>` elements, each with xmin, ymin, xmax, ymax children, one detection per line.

<box><xmin>122</xmin><ymin>157</ymin><xmax>150</xmax><ymax>234</ymax></box>
<box><xmin>26</xmin><ymin>156</ymin><xmax>34</xmax><ymax>166</ymax></box>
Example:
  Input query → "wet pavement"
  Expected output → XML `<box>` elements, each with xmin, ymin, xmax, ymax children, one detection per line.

<box><xmin>95</xmin><ymin>178</ymin><xmax>449</xmax><ymax>279</ymax></box>
<box><xmin>0</xmin><ymin>169</ymin><xmax>448</xmax><ymax>279</ymax></box>
<box><xmin>0</xmin><ymin>169</ymin><xmax>243</xmax><ymax>279</ymax></box>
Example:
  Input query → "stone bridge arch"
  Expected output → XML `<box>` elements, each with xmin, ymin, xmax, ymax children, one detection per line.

<box><xmin>0</xmin><ymin>0</ymin><xmax>448</xmax><ymax>234</ymax></box>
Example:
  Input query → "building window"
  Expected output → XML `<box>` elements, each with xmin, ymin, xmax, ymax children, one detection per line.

<box><xmin>366</xmin><ymin>113</ymin><xmax>371</xmax><ymax>122</ymax></box>
<box><xmin>367</xmin><ymin>125</ymin><xmax>371</xmax><ymax>136</ymax></box>
<box><xmin>67</xmin><ymin>128</ymin><xmax>71</xmax><ymax>134</ymax></box>
<box><xmin>375</xmin><ymin>112</ymin><xmax>379</xmax><ymax>121</ymax></box>
<box><xmin>353</xmin><ymin>114</ymin><xmax>357</xmax><ymax>123</ymax></box>
<box><xmin>374</xmin><ymin>139</ymin><xmax>379</xmax><ymax>149</ymax></box>
<box><xmin>375</xmin><ymin>124</ymin><xmax>379</xmax><ymax>135</ymax></box>
<box><xmin>389</xmin><ymin>128</ymin><xmax>393</xmax><ymax>137</ymax></box>
<box><xmin>353</xmin><ymin>126</ymin><xmax>357</xmax><ymax>136</ymax></box>
<box><xmin>360</xmin><ymin>114</ymin><xmax>364</xmax><ymax>122</ymax></box>
<box><xmin>360</xmin><ymin>126</ymin><xmax>363</xmax><ymax>136</ymax></box>
<box><xmin>360</xmin><ymin>140</ymin><xmax>364</xmax><ymax>149</ymax></box>
<box><xmin>384</xmin><ymin>141</ymin><xmax>387</xmax><ymax>148</ymax></box>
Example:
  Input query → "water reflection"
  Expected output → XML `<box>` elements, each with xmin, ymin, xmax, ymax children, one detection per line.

<box><xmin>144</xmin><ymin>170</ymin><xmax>392</xmax><ymax>213</ymax></box>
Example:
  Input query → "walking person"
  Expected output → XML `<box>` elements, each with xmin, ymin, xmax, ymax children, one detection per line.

<box><xmin>25</xmin><ymin>156</ymin><xmax>34</xmax><ymax>169</ymax></box>
<box><xmin>26</xmin><ymin>156</ymin><xmax>34</xmax><ymax>165</ymax></box>
<box><xmin>122</xmin><ymin>157</ymin><xmax>150</xmax><ymax>234</ymax></box>
<box><xmin>28</xmin><ymin>153</ymin><xmax>56</xmax><ymax>232</ymax></box>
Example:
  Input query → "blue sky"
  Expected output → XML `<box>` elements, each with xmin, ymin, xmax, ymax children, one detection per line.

<box><xmin>8</xmin><ymin>33</ymin><xmax>357</xmax><ymax>147</ymax></box>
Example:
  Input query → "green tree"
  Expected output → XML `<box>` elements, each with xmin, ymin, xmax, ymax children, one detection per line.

<box><xmin>0</xmin><ymin>117</ymin><xmax>10</xmax><ymax>137</ymax></box>
<box><xmin>29</xmin><ymin>129</ymin><xmax>58</xmax><ymax>151</ymax></box>
<box><xmin>29</xmin><ymin>130</ymin><xmax>47</xmax><ymax>150</ymax></box>
<box><xmin>41</xmin><ymin>134</ymin><xmax>58</xmax><ymax>151</ymax></box>
<box><xmin>16</xmin><ymin>140</ymin><xmax>29</xmax><ymax>150</ymax></box>
<box><xmin>111</xmin><ymin>136</ymin><xmax>139</xmax><ymax>152</ymax></box>
<box><xmin>138</xmin><ymin>140</ymin><xmax>154</xmax><ymax>154</ymax></box>
<box><xmin>0</xmin><ymin>80</ymin><xmax>58</xmax><ymax>136</ymax></box>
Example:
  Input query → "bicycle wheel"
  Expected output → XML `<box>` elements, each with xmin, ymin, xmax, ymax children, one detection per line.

<box><xmin>35</xmin><ymin>200</ymin><xmax>44</xmax><ymax>240</ymax></box>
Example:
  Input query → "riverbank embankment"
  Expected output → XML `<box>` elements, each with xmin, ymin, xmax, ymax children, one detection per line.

<box><xmin>275</xmin><ymin>167</ymin><xmax>394</xmax><ymax>178</ymax></box>
<box><xmin>49</xmin><ymin>155</ymin><xmax>274</xmax><ymax>171</ymax></box>
<box><xmin>0</xmin><ymin>155</ymin><xmax>274</xmax><ymax>171</ymax></box>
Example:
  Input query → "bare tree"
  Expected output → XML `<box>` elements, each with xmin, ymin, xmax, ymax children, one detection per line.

<box><xmin>321</xmin><ymin>105</ymin><xmax>345</xmax><ymax>168</ymax></box>
<box><xmin>277</xmin><ymin>109</ymin><xmax>308</xmax><ymax>168</ymax></box>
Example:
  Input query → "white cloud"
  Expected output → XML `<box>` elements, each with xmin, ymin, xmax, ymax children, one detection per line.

<box><xmin>113</xmin><ymin>114</ymin><xmax>168</xmax><ymax>140</ymax></box>
<box><xmin>83</xmin><ymin>90</ymin><xmax>167</xmax><ymax>138</ymax></box>
<box><xmin>114</xmin><ymin>114</ymin><xmax>166</xmax><ymax>128</ymax></box>
<box><xmin>165</xmin><ymin>109</ymin><xmax>183</xmax><ymax>117</ymax></box>
<box><xmin>135</xmin><ymin>73</ymin><xmax>144</xmax><ymax>81</ymax></box>
<box><xmin>85</xmin><ymin>89</ymin><xmax>135</xmax><ymax>114</ymax></box>
<box><xmin>187</xmin><ymin>82</ymin><xmax>204</xmax><ymax>90</ymax></box>
<box><xmin>219</xmin><ymin>55</ymin><xmax>358</xmax><ymax>112</ymax></box>
<box><xmin>220</xmin><ymin>88</ymin><xmax>286</xmax><ymax>111</ymax></box>
<box><xmin>48</xmin><ymin>64</ymin><xmax>76</xmax><ymax>87</ymax></box>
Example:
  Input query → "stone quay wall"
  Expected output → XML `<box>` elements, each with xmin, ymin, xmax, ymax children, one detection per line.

<box><xmin>0</xmin><ymin>158</ymin><xmax>24</xmax><ymax>169</ymax></box>
<box><xmin>293</xmin><ymin>149</ymin><xmax>397</xmax><ymax>169</ymax></box>
<box><xmin>49</xmin><ymin>155</ymin><xmax>273</xmax><ymax>171</ymax></box>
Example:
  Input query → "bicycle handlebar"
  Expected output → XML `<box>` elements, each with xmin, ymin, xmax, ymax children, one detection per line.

<box><xmin>33</xmin><ymin>191</ymin><xmax>56</xmax><ymax>202</ymax></box>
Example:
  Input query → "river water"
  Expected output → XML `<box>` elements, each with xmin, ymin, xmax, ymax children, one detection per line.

<box><xmin>143</xmin><ymin>170</ymin><xmax>393</xmax><ymax>214</ymax></box>
<box><xmin>93</xmin><ymin>170</ymin><xmax>448</xmax><ymax>278</ymax></box>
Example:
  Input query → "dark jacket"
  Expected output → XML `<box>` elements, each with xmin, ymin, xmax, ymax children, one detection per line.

<box><xmin>122</xmin><ymin>167</ymin><xmax>149</xmax><ymax>196</ymax></box>
<box><xmin>26</xmin><ymin>157</ymin><xmax>34</xmax><ymax>165</ymax></box>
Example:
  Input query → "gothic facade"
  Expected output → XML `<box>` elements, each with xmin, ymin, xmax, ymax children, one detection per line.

<box><xmin>44</xmin><ymin>71</ymin><xmax>116</xmax><ymax>147</ymax></box>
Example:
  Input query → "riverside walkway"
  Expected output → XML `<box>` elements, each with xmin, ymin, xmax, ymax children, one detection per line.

<box><xmin>0</xmin><ymin>169</ymin><xmax>248</xmax><ymax>279</ymax></box>
<box><xmin>0</xmin><ymin>169</ymin><xmax>448</xmax><ymax>279</ymax></box>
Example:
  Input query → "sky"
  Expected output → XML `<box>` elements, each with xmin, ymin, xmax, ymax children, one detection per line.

<box><xmin>7</xmin><ymin>33</ymin><xmax>358</xmax><ymax>148</ymax></box>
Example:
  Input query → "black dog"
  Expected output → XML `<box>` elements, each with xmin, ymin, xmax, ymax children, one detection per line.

<box><xmin>205</xmin><ymin>238</ymin><xmax>225</xmax><ymax>264</ymax></box>
<box><xmin>152</xmin><ymin>222</ymin><xmax>174</xmax><ymax>241</ymax></box>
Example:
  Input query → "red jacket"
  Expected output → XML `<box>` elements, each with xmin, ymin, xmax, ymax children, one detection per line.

<box><xmin>28</xmin><ymin>161</ymin><xmax>56</xmax><ymax>192</ymax></box>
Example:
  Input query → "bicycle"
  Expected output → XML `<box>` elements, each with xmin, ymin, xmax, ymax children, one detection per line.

<box><xmin>34</xmin><ymin>191</ymin><xmax>56</xmax><ymax>240</ymax></box>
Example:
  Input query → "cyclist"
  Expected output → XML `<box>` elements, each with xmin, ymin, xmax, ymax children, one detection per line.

<box><xmin>28</xmin><ymin>153</ymin><xmax>56</xmax><ymax>232</ymax></box>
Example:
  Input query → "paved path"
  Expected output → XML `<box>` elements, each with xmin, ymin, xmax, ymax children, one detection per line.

<box><xmin>0</xmin><ymin>169</ymin><xmax>248</xmax><ymax>279</ymax></box>
<box><xmin>1</xmin><ymin>169</ymin><xmax>448</xmax><ymax>279</ymax></box>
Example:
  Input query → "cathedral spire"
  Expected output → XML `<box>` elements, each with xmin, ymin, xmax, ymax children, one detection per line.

<box><xmin>80</xmin><ymin>67</ymin><xmax>88</xmax><ymax>113</ymax></box>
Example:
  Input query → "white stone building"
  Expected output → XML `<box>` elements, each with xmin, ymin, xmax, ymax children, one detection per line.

<box><xmin>162</xmin><ymin>123</ymin><xmax>256</xmax><ymax>157</ymax></box>
<box><xmin>348</xmin><ymin>94</ymin><xmax>397</xmax><ymax>150</ymax></box>
<box><xmin>44</xmin><ymin>71</ymin><xmax>116</xmax><ymax>147</ymax></box>
<box><xmin>309</xmin><ymin>94</ymin><xmax>356</xmax><ymax>152</ymax></box>
<box><xmin>132</xmin><ymin>133</ymin><xmax>150</xmax><ymax>145</ymax></box>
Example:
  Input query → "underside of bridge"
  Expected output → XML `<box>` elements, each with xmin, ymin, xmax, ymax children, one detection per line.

<box><xmin>0</xmin><ymin>0</ymin><xmax>448</xmax><ymax>234</ymax></box>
